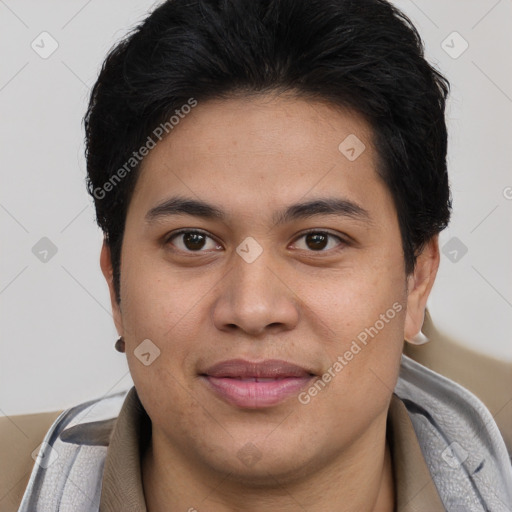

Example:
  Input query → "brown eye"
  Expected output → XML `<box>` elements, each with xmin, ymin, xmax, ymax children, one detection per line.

<box><xmin>166</xmin><ymin>230</ymin><xmax>222</xmax><ymax>252</ymax></box>
<box><xmin>305</xmin><ymin>232</ymin><xmax>328</xmax><ymax>250</ymax></box>
<box><xmin>182</xmin><ymin>232</ymin><xmax>206</xmax><ymax>250</ymax></box>
<box><xmin>292</xmin><ymin>231</ymin><xmax>346</xmax><ymax>252</ymax></box>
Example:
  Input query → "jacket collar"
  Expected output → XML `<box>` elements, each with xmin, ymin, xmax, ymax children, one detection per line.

<box><xmin>98</xmin><ymin>386</ymin><xmax>445</xmax><ymax>511</ymax></box>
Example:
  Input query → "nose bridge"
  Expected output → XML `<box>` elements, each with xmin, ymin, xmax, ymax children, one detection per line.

<box><xmin>213</xmin><ymin>239</ymin><xmax>299</xmax><ymax>334</ymax></box>
<box><xmin>232</xmin><ymin>243</ymin><xmax>280</xmax><ymax>312</ymax></box>
<box><xmin>235</xmin><ymin>248</ymin><xmax>275</xmax><ymax>298</ymax></box>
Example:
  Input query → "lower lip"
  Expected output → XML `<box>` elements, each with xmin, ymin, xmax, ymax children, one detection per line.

<box><xmin>201</xmin><ymin>376</ymin><xmax>315</xmax><ymax>408</ymax></box>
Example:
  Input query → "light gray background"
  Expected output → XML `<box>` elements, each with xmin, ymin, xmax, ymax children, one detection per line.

<box><xmin>1</xmin><ymin>0</ymin><xmax>511</xmax><ymax>415</ymax></box>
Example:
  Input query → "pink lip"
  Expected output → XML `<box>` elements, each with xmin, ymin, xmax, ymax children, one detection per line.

<box><xmin>200</xmin><ymin>359</ymin><xmax>316</xmax><ymax>408</ymax></box>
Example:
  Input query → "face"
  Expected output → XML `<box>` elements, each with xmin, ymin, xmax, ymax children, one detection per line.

<box><xmin>102</xmin><ymin>93</ymin><xmax>438</xmax><ymax>484</ymax></box>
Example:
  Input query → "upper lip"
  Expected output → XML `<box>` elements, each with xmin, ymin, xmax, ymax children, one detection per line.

<box><xmin>201</xmin><ymin>359</ymin><xmax>315</xmax><ymax>379</ymax></box>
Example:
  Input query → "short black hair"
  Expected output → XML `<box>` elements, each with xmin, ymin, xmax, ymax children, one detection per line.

<box><xmin>84</xmin><ymin>0</ymin><xmax>451</xmax><ymax>304</ymax></box>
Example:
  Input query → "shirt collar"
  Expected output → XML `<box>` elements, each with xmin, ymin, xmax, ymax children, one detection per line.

<box><xmin>387</xmin><ymin>394</ymin><xmax>445</xmax><ymax>511</ymax></box>
<box><xmin>99</xmin><ymin>387</ymin><xmax>150</xmax><ymax>512</ymax></box>
<box><xmin>99</xmin><ymin>387</ymin><xmax>445</xmax><ymax>512</ymax></box>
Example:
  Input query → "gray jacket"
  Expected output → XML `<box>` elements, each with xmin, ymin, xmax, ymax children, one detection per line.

<box><xmin>17</xmin><ymin>355</ymin><xmax>512</xmax><ymax>511</ymax></box>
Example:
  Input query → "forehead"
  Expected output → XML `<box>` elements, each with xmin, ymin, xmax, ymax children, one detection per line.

<box><xmin>144</xmin><ymin>93</ymin><xmax>375</xmax><ymax>163</ymax></box>
<box><xmin>128</xmin><ymin>94</ymin><xmax>394</xmax><ymax>225</ymax></box>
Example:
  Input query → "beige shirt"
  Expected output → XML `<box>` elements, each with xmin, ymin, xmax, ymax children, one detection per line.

<box><xmin>99</xmin><ymin>387</ymin><xmax>445</xmax><ymax>512</ymax></box>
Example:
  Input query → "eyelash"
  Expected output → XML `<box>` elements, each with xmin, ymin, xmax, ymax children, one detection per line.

<box><xmin>164</xmin><ymin>228</ymin><xmax>349</xmax><ymax>254</ymax></box>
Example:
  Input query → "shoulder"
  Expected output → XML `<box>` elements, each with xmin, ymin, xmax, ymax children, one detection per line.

<box><xmin>404</xmin><ymin>309</ymin><xmax>512</xmax><ymax>453</ymax></box>
<box><xmin>0</xmin><ymin>409</ymin><xmax>63</xmax><ymax>512</ymax></box>
<box><xmin>2</xmin><ymin>388</ymin><xmax>130</xmax><ymax>512</ymax></box>
<box><xmin>395</xmin><ymin>355</ymin><xmax>512</xmax><ymax>509</ymax></box>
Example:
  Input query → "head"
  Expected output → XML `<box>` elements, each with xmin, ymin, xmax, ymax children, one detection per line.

<box><xmin>86</xmin><ymin>0</ymin><xmax>450</xmax><ymax>489</ymax></box>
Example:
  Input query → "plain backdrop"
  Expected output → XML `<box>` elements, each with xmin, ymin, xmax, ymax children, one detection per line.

<box><xmin>1</xmin><ymin>0</ymin><xmax>511</xmax><ymax>415</ymax></box>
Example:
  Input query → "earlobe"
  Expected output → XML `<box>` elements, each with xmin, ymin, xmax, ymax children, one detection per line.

<box><xmin>404</xmin><ymin>235</ymin><xmax>440</xmax><ymax>344</ymax></box>
<box><xmin>100</xmin><ymin>238</ymin><xmax>113</xmax><ymax>283</ymax></box>
<box><xmin>100</xmin><ymin>239</ymin><xmax>124</xmax><ymax>336</ymax></box>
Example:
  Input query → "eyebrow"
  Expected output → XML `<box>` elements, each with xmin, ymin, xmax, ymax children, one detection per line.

<box><xmin>145</xmin><ymin>195</ymin><xmax>372</xmax><ymax>226</ymax></box>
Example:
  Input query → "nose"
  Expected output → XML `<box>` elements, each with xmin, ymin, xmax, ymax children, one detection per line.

<box><xmin>212</xmin><ymin>246</ymin><xmax>300</xmax><ymax>337</ymax></box>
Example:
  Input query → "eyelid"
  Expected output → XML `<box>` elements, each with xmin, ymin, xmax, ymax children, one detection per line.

<box><xmin>165</xmin><ymin>228</ymin><xmax>212</xmax><ymax>241</ymax></box>
<box><xmin>164</xmin><ymin>228</ymin><xmax>349</xmax><ymax>253</ymax></box>
<box><xmin>165</xmin><ymin>228</ymin><xmax>222</xmax><ymax>249</ymax></box>
<box><xmin>294</xmin><ymin>228</ymin><xmax>349</xmax><ymax>242</ymax></box>
<box><xmin>290</xmin><ymin>229</ymin><xmax>349</xmax><ymax>250</ymax></box>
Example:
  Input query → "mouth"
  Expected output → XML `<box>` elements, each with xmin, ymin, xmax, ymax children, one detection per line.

<box><xmin>199</xmin><ymin>359</ymin><xmax>316</xmax><ymax>408</ymax></box>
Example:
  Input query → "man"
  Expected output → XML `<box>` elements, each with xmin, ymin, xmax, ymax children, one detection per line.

<box><xmin>12</xmin><ymin>0</ymin><xmax>512</xmax><ymax>511</ymax></box>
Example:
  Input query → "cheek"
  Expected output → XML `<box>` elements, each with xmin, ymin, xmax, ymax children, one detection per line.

<box><xmin>308</xmin><ymin>255</ymin><xmax>406</xmax><ymax>404</ymax></box>
<box><xmin>136</xmin><ymin>365</ymin><xmax>224</xmax><ymax>450</ymax></box>
<box><xmin>119</xmin><ymin>244</ymin><xmax>201</xmax><ymax>335</ymax></box>
<box><xmin>313</xmin><ymin>255</ymin><xmax>406</xmax><ymax>334</ymax></box>
<box><xmin>118</xmin><ymin>251</ymin><xmax>210</xmax><ymax>390</ymax></box>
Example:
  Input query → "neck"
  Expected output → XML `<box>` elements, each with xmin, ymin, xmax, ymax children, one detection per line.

<box><xmin>142</xmin><ymin>420</ymin><xmax>395</xmax><ymax>512</ymax></box>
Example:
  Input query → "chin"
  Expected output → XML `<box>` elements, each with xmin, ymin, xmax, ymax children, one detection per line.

<box><xmin>198</xmin><ymin>440</ymin><xmax>316</xmax><ymax>488</ymax></box>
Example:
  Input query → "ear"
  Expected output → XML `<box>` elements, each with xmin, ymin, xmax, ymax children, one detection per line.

<box><xmin>100</xmin><ymin>238</ymin><xmax>123</xmax><ymax>336</ymax></box>
<box><xmin>404</xmin><ymin>235</ymin><xmax>440</xmax><ymax>341</ymax></box>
